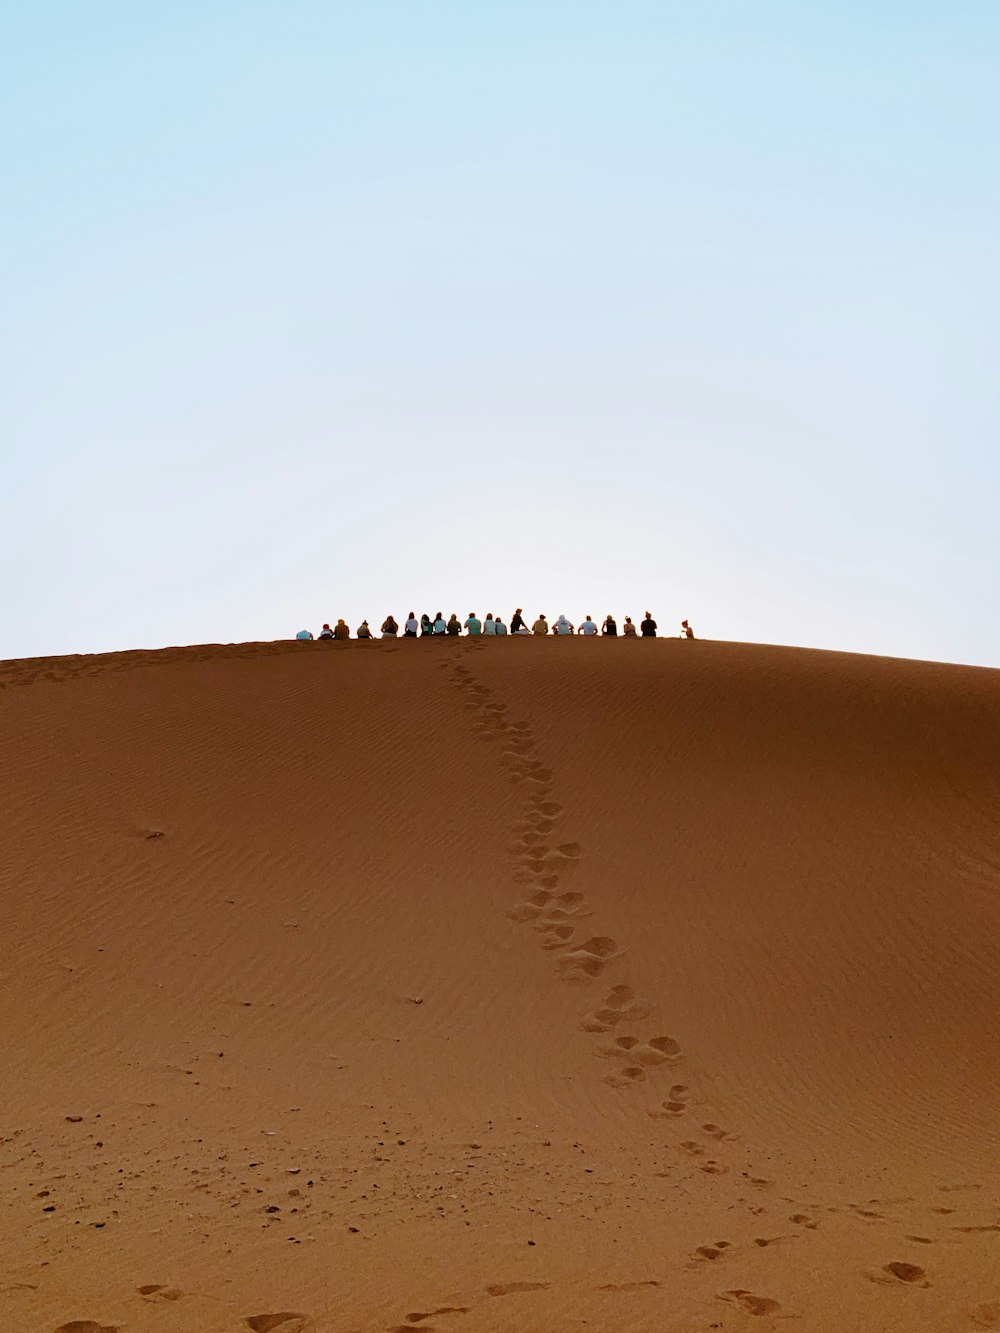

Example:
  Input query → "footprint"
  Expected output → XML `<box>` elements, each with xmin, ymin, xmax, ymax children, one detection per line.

<box><xmin>649</xmin><ymin>1099</ymin><xmax>687</xmax><ymax>1118</ymax></box>
<box><xmin>968</xmin><ymin>1304</ymin><xmax>1000</xmax><ymax>1328</ymax></box>
<box><xmin>137</xmin><ymin>1285</ymin><xmax>182</xmax><ymax>1300</ymax></box>
<box><xmin>605</xmin><ymin>985</ymin><xmax>635</xmax><ymax>1008</ymax></box>
<box><xmin>556</xmin><ymin>843</ymin><xmax>582</xmax><ymax>858</ymax></box>
<box><xmin>790</xmin><ymin>1214</ymin><xmax>819</xmax><ymax>1230</ymax></box>
<box><xmin>603</xmin><ymin>1065</ymin><xmax>647</xmax><ymax>1087</ymax></box>
<box><xmin>54</xmin><ymin>1325</ymin><xmax>121</xmax><ymax>1333</ymax></box>
<box><xmin>647</xmin><ymin>1035</ymin><xmax>681</xmax><ymax>1059</ymax></box>
<box><xmin>695</xmin><ymin>1245</ymin><xmax>727</xmax><ymax>1261</ymax></box>
<box><xmin>720</xmin><ymin>1290</ymin><xmax>782</xmax><ymax>1316</ymax></box>
<box><xmin>402</xmin><ymin>1308</ymin><xmax>470</xmax><ymax>1323</ymax></box>
<box><xmin>558</xmin><ymin>954</ymin><xmax>606</xmax><ymax>978</ymax></box>
<box><xmin>869</xmin><ymin>1262</ymin><xmax>929</xmax><ymax>1288</ymax></box>
<box><xmin>620</xmin><ymin>1037</ymin><xmax>679</xmax><ymax>1066</ymax></box>
<box><xmin>540</xmin><ymin>925</ymin><xmax>575</xmax><ymax>950</ymax></box>
<box><xmin>597</xmin><ymin>1035</ymin><xmax>641</xmax><ymax>1059</ymax></box>
<box><xmin>702</xmin><ymin>1123</ymin><xmax>730</xmax><ymax>1140</ymax></box>
<box><xmin>526</xmin><ymin>890</ymin><xmax>553</xmax><ymax>907</ymax></box>
<box><xmin>577</xmin><ymin>937</ymin><xmax>617</xmax><ymax>958</ymax></box>
<box><xmin>245</xmin><ymin>1317</ymin><xmax>308</xmax><ymax>1333</ymax></box>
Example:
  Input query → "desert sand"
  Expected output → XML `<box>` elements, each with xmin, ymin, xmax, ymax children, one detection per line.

<box><xmin>2</xmin><ymin>636</ymin><xmax>999</xmax><ymax>1333</ymax></box>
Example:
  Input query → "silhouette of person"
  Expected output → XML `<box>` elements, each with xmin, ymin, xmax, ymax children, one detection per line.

<box><xmin>681</xmin><ymin>619</ymin><xmax>695</xmax><ymax>639</ymax></box>
<box><xmin>602</xmin><ymin>615</ymin><xmax>617</xmax><ymax>637</ymax></box>
<box><xmin>640</xmin><ymin>611</ymin><xmax>657</xmax><ymax>637</ymax></box>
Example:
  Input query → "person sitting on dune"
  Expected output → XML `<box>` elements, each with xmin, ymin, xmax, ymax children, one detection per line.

<box><xmin>640</xmin><ymin>611</ymin><xmax>658</xmax><ymax>637</ymax></box>
<box><xmin>334</xmin><ymin>619</ymin><xmax>350</xmax><ymax>640</ymax></box>
<box><xmin>602</xmin><ymin>615</ymin><xmax>618</xmax><ymax>636</ymax></box>
<box><xmin>680</xmin><ymin>619</ymin><xmax>695</xmax><ymax>639</ymax></box>
<box><xmin>465</xmin><ymin>612</ymin><xmax>482</xmax><ymax>636</ymax></box>
<box><xmin>433</xmin><ymin>612</ymin><xmax>447</xmax><ymax>635</ymax></box>
<box><xmin>554</xmin><ymin>614</ymin><xmax>574</xmax><ymax>635</ymax></box>
<box><xmin>357</xmin><ymin>620</ymin><xmax>373</xmax><ymax>639</ymax></box>
<box><xmin>420</xmin><ymin>613</ymin><xmax>433</xmax><ymax>636</ymax></box>
<box><xmin>483</xmin><ymin>613</ymin><xmax>496</xmax><ymax>636</ymax></box>
<box><xmin>381</xmin><ymin>615</ymin><xmax>399</xmax><ymax>638</ymax></box>
<box><xmin>511</xmin><ymin>608</ymin><xmax>526</xmax><ymax>634</ymax></box>
<box><xmin>623</xmin><ymin>617</ymin><xmax>637</xmax><ymax>637</ymax></box>
<box><xmin>532</xmin><ymin>614</ymin><xmax>549</xmax><ymax>635</ymax></box>
<box><xmin>403</xmin><ymin>612</ymin><xmax>419</xmax><ymax>638</ymax></box>
<box><xmin>295</xmin><ymin>628</ymin><xmax>314</xmax><ymax>640</ymax></box>
<box><xmin>578</xmin><ymin>615</ymin><xmax>597</xmax><ymax>635</ymax></box>
<box><xmin>494</xmin><ymin>616</ymin><xmax>508</xmax><ymax>636</ymax></box>
<box><xmin>446</xmin><ymin>614</ymin><xmax>462</xmax><ymax>636</ymax></box>
<box><xmin>318</xmin><ymin>623</ymin><xmax>334</xmax><ymax>640</ymax></box>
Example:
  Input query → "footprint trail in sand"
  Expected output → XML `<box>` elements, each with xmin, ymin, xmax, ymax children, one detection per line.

<box><xmin>443</xmin><ymin>655</ymin><xmax>704</xmax><ymax>1111</ymax></box>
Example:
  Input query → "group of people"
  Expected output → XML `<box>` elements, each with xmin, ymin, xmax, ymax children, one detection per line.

<box><xmin>296</xmin><ymin>612</ymin><xmax>696</xmax><ymax>640</ymax></box>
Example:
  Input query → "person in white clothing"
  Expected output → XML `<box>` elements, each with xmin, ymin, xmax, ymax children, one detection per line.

<box><xmin>578</xmin><ymin>615</ymin><xmax>598</xmax><ymax>635</ymax></box>
<box><xmin>553</xmin><ymin>614</ymin><xmax>574</xmax><ymax>635</ymax></box>
<box><xmin>483</xmin><ymin>613</ymin><xmax>497</xmax><ymax>635</ymax></box>
<box><xmin>403</xmin><ymin>612</ymin><xmax>419</xmax><ymax>637</ymax></box>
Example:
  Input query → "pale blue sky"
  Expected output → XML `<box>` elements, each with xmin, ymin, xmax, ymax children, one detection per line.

<box><xmin>3</xmin><ymin>2</ymin><xmax>998</xmax><ymax>665</ymax></box>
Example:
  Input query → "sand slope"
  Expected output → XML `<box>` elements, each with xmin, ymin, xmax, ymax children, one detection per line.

<box><xmin>1</xmin><ymin>638</ymin><xmax>999</xmax><ymax>1332</ymax></box>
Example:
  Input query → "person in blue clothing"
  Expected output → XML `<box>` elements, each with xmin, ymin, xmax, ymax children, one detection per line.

<box><xmin>494</xmin><ymin>616</ymin><xmax>508</xmax><ymax>636</ymax></box>
<box><xmin>295</xmin><ymin>629</ymin><xmax>314</xmax><ymax>640</ymax></box>
<box><xmin>465</xmin><ymin>612</ymin><xmax>482</xmax><ymax>636</ymax></box>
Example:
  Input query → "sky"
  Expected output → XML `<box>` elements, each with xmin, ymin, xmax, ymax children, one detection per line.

<box><xmin>3</xmin><ymin>1</ymin><xmax>998</xmax><ymax>666</ymax></box>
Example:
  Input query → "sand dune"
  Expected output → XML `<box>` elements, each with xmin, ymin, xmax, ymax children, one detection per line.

<box><xmin>2</xmin><ymin>637</ymin><xmax>999</xmax><ymax>1332</ymax></box>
